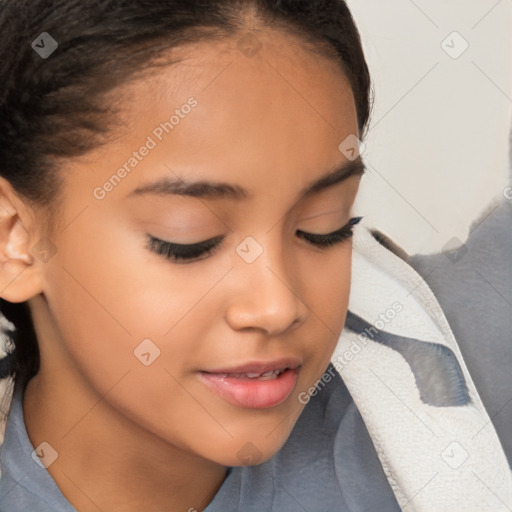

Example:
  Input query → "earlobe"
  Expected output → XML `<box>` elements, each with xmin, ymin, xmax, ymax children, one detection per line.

<box><xmin>0</xmin><ymin>178</ymin><xmax>45</xmax><ymax>303</ymax></box>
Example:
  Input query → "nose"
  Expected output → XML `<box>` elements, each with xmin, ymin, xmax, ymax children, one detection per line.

<box><xmin>224</xmin><ymin>237</ymin><xmax>308</xmax><ymax>336</ymax></box>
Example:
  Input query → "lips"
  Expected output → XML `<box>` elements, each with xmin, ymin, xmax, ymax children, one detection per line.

<box><xmin>199</xmin><ymin>358</ymin><xmax>301</xmax><ymax>409</ymax></box>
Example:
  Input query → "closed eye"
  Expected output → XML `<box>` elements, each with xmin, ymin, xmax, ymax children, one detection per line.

<box><xmin>297</xmin><ymin>216</ymin><xmax>361</xmax><ymax>248</ymax></box>
<box><xmin>147</xmin><ymin>216</ymin><xmax>362</xmax><ymax>264</ymax></box>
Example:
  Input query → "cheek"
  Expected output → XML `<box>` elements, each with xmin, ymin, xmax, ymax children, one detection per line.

<box><xmin>41</xmin><ymin>212</ymin><xmax>230</xmax><ymax>396</ymax></box>
<box><xmin>296</xmin><ymin>242</ymin><xmax>352</xmax><ymax>379</ymax></box>
<box><xmin>46</xmin><ymin>209</ymin><xmax>194</xmax><ymax>331</ymax></box>
<box><xmin>40</xmin><ymin>218</ymin><xmax>160</xmax><ymax>387</ymax></box>
<box><xmin>40</xmin><ymin>224</ymin><xmax>222</xmax><ymax>444</ymax></box>
<box><xmin>304</xmin><ymin>241</ymin><xmax>352</xmax><ymax>334</ymax></box>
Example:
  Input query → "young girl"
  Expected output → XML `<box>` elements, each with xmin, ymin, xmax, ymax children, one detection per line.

<box><xmin>0</xmin><ymin>1</ymin><xmax>509</xmax><ymax>511</ymax></box>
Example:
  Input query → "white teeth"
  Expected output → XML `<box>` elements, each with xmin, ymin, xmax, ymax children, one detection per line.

<box><xmin>259</xmin><ymin>370</ymin><xmax>278</xmax><ymax>380</ymax></box>
<box><xmin>217</xmin><ymin>369</ymin><xmax>286</xmax><ymax>380</ymax></box>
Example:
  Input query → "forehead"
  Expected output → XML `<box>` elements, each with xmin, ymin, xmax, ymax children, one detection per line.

<box><xmin>64</xmin><ymin>29</ymin><xmax>360</xmax><ymax>210</ymax></box>
<box><xmin>114</xmin><ymin>28</ymin><xmax>358</xmax><ymax>136</ymax></box>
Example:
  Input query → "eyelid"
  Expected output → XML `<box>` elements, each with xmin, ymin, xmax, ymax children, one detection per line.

<box><xmin>150</xmin><ymin>217</ymin><xmax>355</xmax><ymax>250</ymax></box>
<box><xmin>146</xmin><ymin>216</ymin><xmax>362</xmax><ymax>264</ymax></box>
<box><xmin>146</xmin><ymin>234</ymin><xmax>223</xmax><ymax>264</ymax></box>
<box><xmin>159</xmin><ymin>235</ymin><xmax>223</xmax><ymax>250</ymax></box>
<box><xmin>148</xmin><ymin>217</ymin><xmax>362</xmax><ymax>250</ymax></box>
<box><xmin>299</xmin><ymin>208</ymin><xmax>347</xmax><ymax>223</ymax></box>
<box><xmin>297</xmin><ymin>216</ymin><xmax>362</xmax><ymax>236</ymax></box>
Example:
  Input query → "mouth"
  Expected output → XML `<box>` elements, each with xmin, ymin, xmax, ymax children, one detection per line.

<box><xmin>199</xmin><ymin>359</ymin><xmax>301</xmax><ymax>409</ymax></box>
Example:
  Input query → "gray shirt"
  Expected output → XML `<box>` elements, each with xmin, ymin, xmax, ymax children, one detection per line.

<box><xmin>409</xmin><ymin>198</ymin><xmax>512</xmax><ymax>467</ymax></box>
<box><xmin>0</xmin><ymin>363</ymin><xmax>400</xmax><ymax>511</ymax></box>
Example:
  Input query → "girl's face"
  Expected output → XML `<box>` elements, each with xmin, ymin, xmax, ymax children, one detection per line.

<box><xmin>27</xmin><ymin>30</ymin><xmax>362</xmax><ymax>467</ymax></box>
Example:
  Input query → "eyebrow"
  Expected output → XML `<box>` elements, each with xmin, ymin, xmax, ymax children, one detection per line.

<box><xmin>127</xmin><ymin>157</ymin><xmax>366</xmax><ymax>203</ymax></box>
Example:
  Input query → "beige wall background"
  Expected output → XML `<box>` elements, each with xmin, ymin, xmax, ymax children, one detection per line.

<box><xmin>347</xmin><ymin>0</ymin><xmax>512</xmax><ymax>255</ymax></box>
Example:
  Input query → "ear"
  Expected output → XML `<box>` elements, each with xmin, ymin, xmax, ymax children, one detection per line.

<box><xmin>0</xmin><ymin>176</ymin><xmax>45</xmax><ymax>303</ymax></box>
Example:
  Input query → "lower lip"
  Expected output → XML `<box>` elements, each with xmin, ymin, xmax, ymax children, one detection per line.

<box><xmin>199</xmin><ymin>368</ymin><xmax>299</xmax><ymax>409</ymax></box>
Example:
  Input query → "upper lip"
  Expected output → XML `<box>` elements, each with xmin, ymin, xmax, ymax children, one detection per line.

<box><xmin>202</xmin><ymin>357</ymin><xmax>301</xmax><ymax>375</ymax></box>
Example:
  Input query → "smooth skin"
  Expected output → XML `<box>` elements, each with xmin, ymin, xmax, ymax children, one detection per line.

<box><xmin>0</xmin><ymin>28</ymin><xmax>362</xmax><ymax>512</ymax></box>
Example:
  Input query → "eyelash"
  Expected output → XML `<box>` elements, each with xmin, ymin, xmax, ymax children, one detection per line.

<box><xmin>147</xmin><ymin>216</ymin><xmax>363</xmax><ymax>264</ymax></box>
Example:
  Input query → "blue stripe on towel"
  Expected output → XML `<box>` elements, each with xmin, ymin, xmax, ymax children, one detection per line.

<box><xmin>344</xmin><ymin>311</ymin><xmax>470</xmax><ymax>407</ymax></box>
